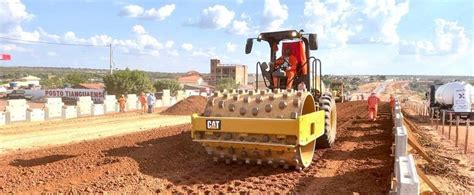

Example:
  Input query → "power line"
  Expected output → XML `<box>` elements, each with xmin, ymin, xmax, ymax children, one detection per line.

<box><xmin>0</xmin><ymin>36</ymin><xmax>108</xmax><ymax>47</ymax></box>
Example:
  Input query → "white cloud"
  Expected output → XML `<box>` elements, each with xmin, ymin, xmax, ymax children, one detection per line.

<box><xmin>165</xmin><ymin>41</ymin><xmax>174</xmax><ymax>48</ymax></box>
<box><xmin>236</xmin><ymin>0</ymin><xmax>244</xmax><ymax>4</ymax></box>
<box><xmin>142</xmin><ymin>4</ymin><xmax>176</xmax><ymax>21</ymax></box>
<box><xmin>119</xmin><ymin>4</ymin><xmax>144</xmax><ymax>18</ymax></box>
<box><xmin>132</xmin><ymin>25</ymin><xmax>146</xmax><ymax>34</ymax></box>
<box><xmin>167</xmin><ymin>49</ymin><xmax>179</xmax><ymax>56</ymax></box>
<box><xmin>0</xmin><ymin>0</ymin><xmax>34</xmax><ymax>32</ymax></box>
<box><xmin>195</xmin><ymin>5</ymin><xmax>235</xmax><ymax>29</ymax></box>
<box><xmin>303</xmin><ymin>0</ymin><xmax>409</xmax><ymax>48</ymax></box>
<box><xmin>226</xmin><ymin>42</ymin><xmax>237</xmax><ymax>52</ymax></box>
<box><xmin>47</xmin><ymin>51</ymin><xmax>57</xmax><ymax>56</ymax></box>
<box><xmin>228</xmin><ymin>20</ymin><xmax>250</xmax><ymax>35</ymax></box>
<box><xmin>181</xmin><ymin>43</ymin><xmax>193</xmax><ymax>51</ymax></box>
<box><xmin>262</xmin><ymin>0</ymin><xmax>288</xmax><ymax>31</ymax></box>
<box><xmin>119</xmin><ymin>4</ymin><xmax>175</xmax><ymax>21</ymax></box>
<box><xmin>399</xmin><ymin>19</ymin><xmax>471</xmax><ymax>55</ymax></box>
<box><xmin>191</xmin><ymin>47</ymin><xmax>218</xmax><ymax>58</ymax></box>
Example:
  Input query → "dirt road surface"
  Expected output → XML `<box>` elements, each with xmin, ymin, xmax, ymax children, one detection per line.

<box><xmin>0</xmin><ymin>111</ymin><xmax>189</xmax><ymax>155</ymax></box>
<box><xmin>0</xmin><ymin>101</ymin><xmax>394</xmax><ymax>193</ymax></box>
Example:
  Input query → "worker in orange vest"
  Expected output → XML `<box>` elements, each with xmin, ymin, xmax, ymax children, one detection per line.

<box><xmin>389</xmin><ymin>94</ymin><xmax>395</xmax><ymax>111</ymax></box>
<box><xmin>367</xmin><ymin>92</ymin><xmax>380</xmax><ymax>121</ymax></box>
<box><xmin>273</xmin><ymin>48</ymin><xmax>298</xmax><ymax>89</ymax></box>
<box><xmin>118</xmin><ymin>94</ymin><xmax>127</xmax><ymax>112</ymax></box>
<box><xmin>139</xmin><ymin>92</ymin><xmax>147</xmax><ymax>113</ymax></box>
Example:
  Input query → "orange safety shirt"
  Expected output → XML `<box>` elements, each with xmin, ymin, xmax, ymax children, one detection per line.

<box><xmin>389</xmin><ymin>97</ymin><xmax>395</xmax><ymax>108</ymax></box>
<box><xmin>139</xmin><ymin>95</ymin><xmax>147</xmax><ymax>105</ymax></box>
<box><xmin>118</xmin><ymin>97</ymin><xmax>126</xmax><ymax>105</ymax></box>
<box><xmin>275</xmin><ymin>55</ymin><xmax>298</xmax><ymax>73</ymax></box>
<box><xmin>367</xmin><ymin>95</ymin><xmax>380</xmax><ymax>109</ymax></box>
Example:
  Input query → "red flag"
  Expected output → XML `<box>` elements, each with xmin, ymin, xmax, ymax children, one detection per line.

<box><xmin>0</xmin><ymin>54</ymin><xmax>11</xmax><ymax>60</ymax></box>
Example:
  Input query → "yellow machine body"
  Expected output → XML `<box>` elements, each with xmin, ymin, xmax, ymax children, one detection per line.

<box><xmin>191</xmin><ymin>89</ymin><xmax>326</xmax><ymax>169</ymax></box>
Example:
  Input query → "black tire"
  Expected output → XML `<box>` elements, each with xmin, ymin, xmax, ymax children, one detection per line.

<box><xmin>316</xmin><ymin>97</ymin><xmax>337</xmax><ymax>149</ymax></box>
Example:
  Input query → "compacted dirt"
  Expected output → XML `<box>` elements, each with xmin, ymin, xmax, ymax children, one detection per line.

<box><xmin>0</xmin><ymin>101</ymin><xmax>394</xmax><ymax>193</ymax></box>
<box><xmin>161</xmin><ymin>96</ymin><xmax>207</xmax><ymax>115</ymax></box>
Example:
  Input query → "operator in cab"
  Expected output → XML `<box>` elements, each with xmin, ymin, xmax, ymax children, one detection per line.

<box><xmin>272</xmin><ymin>48</ymin><xmax>298</xmax><ymax>89</ymax></box>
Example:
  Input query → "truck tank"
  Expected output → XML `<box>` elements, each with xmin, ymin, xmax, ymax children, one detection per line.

<box><xmin>434</xmin><ymin>81</ymin><xmax>473</xmax><ymax>106</ymax></box>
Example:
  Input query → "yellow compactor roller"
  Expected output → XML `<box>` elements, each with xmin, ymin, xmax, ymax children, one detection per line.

<box><xmin>191</xmin><ymin>30</ymin><xmax>337</xmax><ymax>170</ymax></box>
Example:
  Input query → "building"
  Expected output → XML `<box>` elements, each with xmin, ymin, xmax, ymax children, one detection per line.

<box><xmin>178</xmin><ymin>71</ymin><xmax>204</xmax><ymax>86</ymax></box>
<box><xmin>209</xmin><ymin>59</ymin><xmax>248</xmax><ymax>86</ymax></box>
<box><xmin>75</xmin><ymin>83</ymin><xmax>105</xmax><ymax>90</ymax></box>
<box><xmin>10</xmin><ymin>75</ymin><xmax>41</xmax><ymax>88</ymax></box>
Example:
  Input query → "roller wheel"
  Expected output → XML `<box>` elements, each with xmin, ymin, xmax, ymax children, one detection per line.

<box><xmin>316</xmin><ymin>94</ymin><xmax>337</xmax><ymax>149</ymax></box>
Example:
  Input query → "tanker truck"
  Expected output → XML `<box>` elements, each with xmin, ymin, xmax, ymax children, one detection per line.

<box><xmin>428</xmin><ymin>81</ymin><xmax>474</xmax><ymax>114</ymax></box>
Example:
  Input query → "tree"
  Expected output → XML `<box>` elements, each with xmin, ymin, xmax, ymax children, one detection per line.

<box><xmin>154</xmin><ymin>79</ymin><xmax>182</xmax><ymax>95</ymax></box>
<box><xmin>65</xmin><ymin>72</ymin><xmax>91</xmax><ymax>86</ymax></box>
<box><xmin>102</xmin><ymin>69</ymin><xmax>155</xmax><ymax>96</ymax></box>
<box><xmin>41</xmin><ymin>76</ymin><xmax>64</xmax><ymax>89</ymax></box>
<box><xmin>216</xmin><ymin>78</ymin><xmax>239</xmax><ymax>91</ymax></box>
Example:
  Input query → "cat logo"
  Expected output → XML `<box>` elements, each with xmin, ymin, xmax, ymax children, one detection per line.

<box><xmin>206</xmin><ymin>120</ymin><xmax>221</xmax><ymax>130</ymax></box>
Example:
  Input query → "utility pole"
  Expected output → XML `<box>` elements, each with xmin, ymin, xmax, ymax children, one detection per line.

<box><xmin>109</xmin><ymin>43</ymin><xmax>113</xmax><ymax>75</ymax></box>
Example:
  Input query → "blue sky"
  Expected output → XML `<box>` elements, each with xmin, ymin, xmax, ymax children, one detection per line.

<box><xmin>0</xmin><ymin>0</ymin><xmax>473</xmax><ymax>76</ymax></box>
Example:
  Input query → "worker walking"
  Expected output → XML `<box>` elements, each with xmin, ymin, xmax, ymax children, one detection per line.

<box><xmin>389</xmin><ymin>94</ymin><xmax>395</xmax><ymax>111</ymax></box>
<box><xmin>118</xmin><ymin>94</ymin><xmax>127</xmax><ymax>112</ymax></box>
<box><xmin>139</xmin><ymin>92</ymin><xmax>147</xmax><ymax>113</ymax></box>
<box><xmin>147</xmin><ymin>93</ymin><xmax>155</xmax><ymax>113</ymax></box>
<box><xmin>367</xmin><ymin>92</ymin><xmax>380</xmax><ymax>121</ymax></box>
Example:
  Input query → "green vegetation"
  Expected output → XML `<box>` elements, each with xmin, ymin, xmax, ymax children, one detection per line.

<box><xmin>154</xmin><ymin>79</ymin><xmax>182</xmax><ymax>95</ymax></box>
<box><xmin>216</xmin><ymin>78</ymin><xmax>239</xmax><ymax>91</ymax></box>
<box><xmin>41</xmin><ymin>77</ymin><xmax>65</xmax><ymax>89</ymax></box>
<box><xmin>64</xmin><ymin>72</ymin><xmax>92</xmax><ymax>86</ymax></box>
<box><xmin>102</xmin><ymin>69</ymin><xmax>155</xmax><ymax>96</ymax></box>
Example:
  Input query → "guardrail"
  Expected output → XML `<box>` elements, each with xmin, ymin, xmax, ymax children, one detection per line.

<box><xmin>390</xmin><ymin>99</ymin><xmax>420</xmax><ymax>194</ymax></box>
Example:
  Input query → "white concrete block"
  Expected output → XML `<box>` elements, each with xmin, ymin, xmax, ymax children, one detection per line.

<box><xmin>154</xmin><ymin>99</ymin><xmax>163</xmax><ymax>108</ymax></box>
<box><xmin>62</xmin><ymin>106</ymin><xmax>77</xmax><ymax>119</ymax></box>
<box><xmin>395</xmin><ymin>155</ymin><xmax>419</xmax><ymax>195</ymax></box>
<box><xmin>104</xmin><ymin>95</ymin><xmax>117</xmax><ymax>113</ymax></box>
<box><xmin>394</xmin><ymin>113</ymin><xmax>403</xmax><ymax>127</ymax></box>
<box><xmin>0</xmin><ymin>112</ymin><xmax>5</xmax><ymax>125</ymax></box>
<box><xmin>162</xmin><ymin>90</ymin><xmax>171</xmax><ymax>107</ymax></box>
<box><xmin>176</xmin><ymin>90</ymin><xmax>185</xmax><ymax>102</ymax></box>
<box><xmin>77</xmin><ymin>96</ymin><xmax>93</xmax><ymax>116</ymax></box>
<box><xmin>395</xmin><ymin>126</ymin><xmax>408</xmax><ymax>158</ymax></box>
<box><xmin>92</xmin><ymin>104</ymin><xmax>104</xmax><ymax>116</ymax></box>
<box><xmin>126</xmin><ymin>94</ymin><xmax>138</xmax><ymax>110</ymax></box>
<box><xmin>27</xmin><ymin>109</ymin><xmax>45</xmax><ymax>122</ymax></box>
<box><xmin>170</xmin><ymin>97</ymin><xmax>177</xmax><ymax>106</ymax></box>
<box><xmin>45</xmin><ymin>97</ymin><xmax>63</xmax><ymax>119</ymax></box>
<box><xmin>6</xmin><ymin>99</ymin><xmax>28</xmax><ymax>123</ymax></box>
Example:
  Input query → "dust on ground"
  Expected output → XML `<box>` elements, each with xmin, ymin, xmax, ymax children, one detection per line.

<box><xmin>0</xmin><ymin>101</ymin><xmax>394</xmax><ymax>193</ymax></box>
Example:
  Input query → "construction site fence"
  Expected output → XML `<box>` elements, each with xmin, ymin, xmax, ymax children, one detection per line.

<box><xmin>390</xmin><ymin>99</ymin><xmax>420</xmax><ymax>195</ymax></box>
<box><xmin>0</xmin><ymin>89</ymin><xmax>204</xmax><ymax>126</ymax></box>
<box><xmin>404</xmin><ymin>100</ymin><xmax>472</xmax><ymax>154</ymax></box>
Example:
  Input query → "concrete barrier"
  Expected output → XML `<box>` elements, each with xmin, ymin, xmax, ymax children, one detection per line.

<box><xmin>170</xmin><ymin>97</ymin><xmax>177</xmax><ymax>106</ymax></box>
<box><xmin>104</xmin><ymin>95</ymin><xmax>118</xmax><ymax>113</ymax></box>
<box><xmin>126</xmin><ymin>94</ymin><xmax>138</xmax><ymax>110</ymax></box>
<box><xmin>92</xmin><ymin>104</ymin><xmax>105</xmax><ymax>116</ymax></box>
<box><xmin>27</xmin><ymin>109</ymin><xmax>45</xmax><ymax>122</ymax></box>
<box><xmin>162</xmin><ymin>90</ymin><xmax>171</xmax><ymax>107</ymax></box>
<box><xmin>394</xmin><ymin>126</ymin><xmax>408</xmax><ymax>158</ymax></box>
<box><xmin>176</xmin><ymin>90</ymin><xmax>185</xmax><ymax>102</ymax></box>
<box><xmin>155</xmin><ymin>99</ymin><xmax>163</xmax><ymax>108</ymax></box>
<box><xmin>0</xmin><ymin>112</ymin><xmax>5</xmax><ymax>126</ymax></box>
<box><xmin>44</xmin><ymin>97</ymin><xmax>63</xmax><ymax>119</ymax></box>
<box><xmin>5</xmin><ymin>99</ymin><xmax>28</xmax><ymax>123</ymax></box>
<box><xmin>77</xmin><ymin>96</ymin><xmax>93</xmax><ymax>116</ymax></box>
<box><xmin>62</xmin><ymin>106</ymin><xmax>77</xmax><ymax>119</ymax></box>
<box><xmin>394</xmin><ymin>155</ymin><xmax>419</xmax><ymax>194</ymax></box>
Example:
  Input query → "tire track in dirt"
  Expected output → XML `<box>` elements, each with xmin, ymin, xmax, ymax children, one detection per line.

<box><xmin>0</xmin><ymin>101</ymin><xmax>394</xmax><ymax>193</ymax></box>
